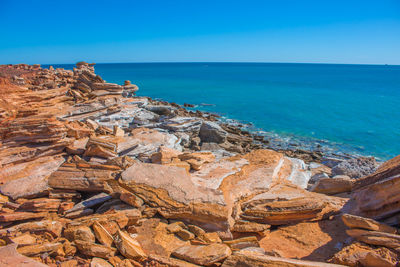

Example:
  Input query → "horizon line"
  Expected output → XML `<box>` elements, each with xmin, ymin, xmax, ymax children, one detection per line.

<box><xmin>4</xmin><ymin>61</ymin><xmax>400</xmax><ymax>67</ymax></box>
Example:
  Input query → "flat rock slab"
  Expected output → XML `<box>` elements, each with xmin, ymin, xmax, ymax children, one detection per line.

<box><xmin>0</xmin><ymin>155</ymin><xmax>65</xmax><ymax>199</ymax></box>
<box><xmin>120</xmin><ymin>162</ymin><xmax>228</xmax><ymax>231</ymax></box>
<box><xmin>342</xmin><ymin>213</ymin><xmax>397</xmax><ymax>234</ymax></box>
<box><xmin>221</xmin><ymin>250</ymin><xmax>346</xmax><ymax>267</ymax></box>
<box><xmin>172</xmin><ymin>243</ymin><xmax>231</xmax><ymax>266</ymax></box>
<box><xmin>0</xmin><ymin>244</ymin><xmax>48</xmax><ymax>267</ymax></box>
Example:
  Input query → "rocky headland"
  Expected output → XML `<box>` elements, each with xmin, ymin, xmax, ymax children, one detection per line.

<box><xmin>0</xmin><ymin>62</ymin><xmax>399</xmax><ymax>266</ymax></box>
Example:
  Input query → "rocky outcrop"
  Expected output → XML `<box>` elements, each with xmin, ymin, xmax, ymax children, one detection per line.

<box><xmin>331</xmin><ymin>157</ymin><xmax>379</xmax><ymax>179</ymax></box>
<box><xmin>0</xmin><ymin>62</ymin><xmax>398</xmax><ymax>266</ymax></box>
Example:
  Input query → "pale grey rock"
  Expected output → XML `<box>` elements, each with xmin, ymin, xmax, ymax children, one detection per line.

<box><xmin>332</xmin><ymin>157</ymin><xmax>380</xmax><ymax>179</ymax></box>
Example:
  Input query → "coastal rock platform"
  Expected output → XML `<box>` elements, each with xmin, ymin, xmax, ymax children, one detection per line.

<box><xmin>0</xmin><ymin>62</ymin><xmax>399</xmax><ymax>266</ymax></box>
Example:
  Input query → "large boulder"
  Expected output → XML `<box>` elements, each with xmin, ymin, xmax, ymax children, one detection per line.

<box><xmin>119</xmin><ymin>162</ymin><xmax>229</xmax><ymax>231</ymax></box>
<box><xmin>120</xmin><ymin>149</ymin><xmax>344</xmax><ymax>232</ymax></box>
<box><xmin>351</xmin><ymin>154</ymin><xmax>400</xmax><ymax>221</ymax></box>
<box><xmin>199</xmin><ymin>121</ymin><xmax>228</xmax><ymax>144</ymax></box>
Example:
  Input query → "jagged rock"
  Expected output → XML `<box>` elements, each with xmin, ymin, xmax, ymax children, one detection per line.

<box><xmin>222</xmin><ymin>250</ymin><xmax>346</xmax><ymax>267</ymax></box>
<box><xmin>224</xmin><ymin>236</ymin><xmax>259</xmax><ymax>250</ymax></box>
<box><xmin>311</xmin><ymin>176</ymin><xmax>353</xmax><ymax>195</ymax></box>
<box><xmin>0</xmin><ymin>211</ymin><xmax>47</xmax><ymax>222</ymax></box>
<box><xmin>178</xmin><ymin>152</ymin><xmax>216</xmax><ymax>171</ymax></box>
<box><xmin>240</xmin><ymin>183</ymin><xmax>346</xmax><ymax>225</ymax></box>
<box><xmin>330</xmin><ymin>242</ymin><xmax>398</xmax><ymax>267</ymax></box>
<box><xmin>161</xmin><ymin>117</ymin><xmax>203</xmax><ymax>132</ymax></box>
<box><xmin>148</xmin><ymin>254</ymin><xmax>199</xmax><ymax>267</ymax></box>
<box><xmin>75</xmin><ymin>240</ymin><xmax>117</xmax><ymax>259</ymax></box>
<box><xmin>17</xmin><ymin>198</ymin><xmax>61</xmax><ymax>212</ymax></box>
<box><xmin>120</xmin><ymin>162</ymin><xmax>228</xmax><ymax>231</ymax></box>
<box><xmin>17</xmin><ymin>242</ymin><xmax>62</xmax><ymax>257</ymax></box>
<box><xmin>64</xmin><ymin>225</ymin><xmax>95</xmax><ymax>243</ymax></box>
<box><xmin>346</xmin><ymin>229</ymin><xmax>400</xmax><ymax>249</ymax></box>
<box><xmin>151</xmin><ymin>146</ymin><xmax>182</xmax><ymax>164</ymax></box>
<box><xmin>93</xmin><ymin>221</ymin><xmax>114</xmax><ymax>247</ymax></box>
<box><xmin>0</xmin><ymin>220</ymin><xmax>63</xmax><ymax>238</ymax></box>
<box><xmin>0</xmin><ymin>244</ymin><xmax>48</xmax><ymax>266</ymax></box>
<box><xmin>134</xmin><ymin>218</ymin><xmax>189</xmax><ymax>257</ymax></box>
<box><xmin>199</xmin><ymin>121</ymin><xmax>228</xmax><ymax>144</ymax></box>
<box><xmin>90</xmin><ymin>258</ymin><xmax>114</xmax><ymax>267</ymax></box>
<box><xmin>175</xmin><ymin>229</ymin><xmax>195</xmax><ymax>241</ymax></box>
<box><xmin>119</xmin><ymin>192</ymin><xmax>144</xmax><ymax>208</ymax></box>
<box><xmin>172</xmin><ymin>243</ymin><xmax>231</xmax><ymax>266</ymax></box>
<box><xmin>0</xmin><ymin>155</ymin><xmax>65</xmax><ymax>199</ymax></box>
<box><xmin>342</xmin><ymin>214</ymin><xmax>397</xmax><ymax>234</ymax></box>
<box><xmin>48</xmin><ymin>167</ymin><xmax>116</xmax><ymax>192</ymax></box>
<box><xmin>232</xmin><ymin>220</ymin><xmax>270</xmax><ymax>233</ymax></box>
<box><xmin>114</xmin><ymin>230</ymin><xmax>146</xmax><ymax>259</ymax></box>
<box><xmin>352</xmin><ymin>174</ymin><xmax>400</xmax><ymax>220</ymax></box>
<box><xmin>5</xmin><ymin>233</ymin><xmax>37</xmax><ymax>246</ymax></box>
<box><xmin>332</xmin><ymin>157</ymin><xmax>379</xmax><ymax>179</ymax></box>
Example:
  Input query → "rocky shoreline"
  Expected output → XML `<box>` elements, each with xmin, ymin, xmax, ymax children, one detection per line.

<box><xmin>0</xmin><ymin>62</ymin><xmax>399</xmax><ymax>266</ymax></box>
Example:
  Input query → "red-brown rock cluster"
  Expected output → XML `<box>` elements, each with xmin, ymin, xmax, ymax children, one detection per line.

<box><xmin>0</xmin><ymin>62</ymin><xmax>399</xmax><ymax>266</ymax></box>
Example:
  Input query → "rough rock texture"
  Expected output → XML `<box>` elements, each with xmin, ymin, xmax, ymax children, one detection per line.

<box><xmin>259</xmin><ymin>216</ymin><xmax>349</xmax><ymax>261</ymax></box>
<box><xmin>311</xmin><ymin>176</ymin><xmax>353</xmax><ymax>195</ymax></box>
<box><xmin>0</xmin><ymin>244</ymin><xmax>48</xmax><ymax>266</ymax></box>
<box><xmin>331</xmin><ymin>157</ymin><xmax>379</xmax><ymax>179</ymax></box>
<box><xmin>1</xmin><ymin>62</ymin><xmax>398</xmax><ymax>267</ymax></box>
<box><xmin>172</xmin><ymin>243</ymin><xmax>231</xmax><ymax>266</ymax></box>
<box><xmin>221</xmin><ymin>250</ymin><xmax>346</xmax><ymax>267</ymax></box>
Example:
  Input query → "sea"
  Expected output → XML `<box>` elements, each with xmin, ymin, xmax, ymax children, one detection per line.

<box><xmin>48</xmin><ymin>63</ymin><xmax>400</xmax><ymax>161</ymax></box>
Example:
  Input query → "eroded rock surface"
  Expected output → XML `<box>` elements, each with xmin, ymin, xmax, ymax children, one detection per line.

<box><xmin>0</xmin><ymin>62</ymin><xmax>398</xmax><ymax>266</ymax></box>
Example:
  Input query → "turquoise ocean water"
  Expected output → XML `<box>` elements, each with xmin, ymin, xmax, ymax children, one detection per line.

<box><xmin>50</xmin><ymin>63</ymin><xmax>400</xmax><ymax>160</ymax></box>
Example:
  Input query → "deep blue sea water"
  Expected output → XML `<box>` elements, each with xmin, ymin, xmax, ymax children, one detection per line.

<box><xmin>49</xmin><ymin>63</ymin><xmax>400</xmax><ymax>160</ymax></box>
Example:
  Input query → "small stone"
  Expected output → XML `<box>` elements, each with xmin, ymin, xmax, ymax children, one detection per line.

<box><xmin>176</xmin><ymin>229</ymin><xmax>195</xmax><ymax>241</ymax></box>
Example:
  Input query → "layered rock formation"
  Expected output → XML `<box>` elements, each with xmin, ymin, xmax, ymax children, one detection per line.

<box><xmin>0</xmin><ymin>62</ymin><xmax>399</xmax><ymax>266</ymax></box>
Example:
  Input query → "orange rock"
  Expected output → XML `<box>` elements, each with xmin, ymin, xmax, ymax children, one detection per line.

<box><xmin>18</xmin><ymin>198</ymin><xmax>61</xmax><ymax>212</ymax></box>
<box><xmin>151</xmin><ymin>146</ymin><xmax>181</xmax><ymax>164</ymax></box>
<box><xmin>0</xmin><ymin>211</ymin><xmax>47</xmax><ymax>222</ymax></box>
<box><xmin>341</xmin><ymin>213</ymin><xmax>397</xmax><ymax>234</ymax></box>
<box><xmin>330</xmin><ymin>242</ymin><xmax>398</xmax><ymax>267</ymax></box>
<box><xmin>259</xmin><ymin>216</ymin><xmax>349</xmax><ymax>262</ymax></box>
<box><xmin>172</xmin><ymin>243</ymin><xmax>231</xmax><ymax>266</ymax></box>
<box><xmin>0</xmin><ymin>244</ymin><xmax>48</xmax><ymax>266</ymax></box>
<box><xmin>222</xmin><ymin>250</ymin><xmax>346</xmax><ymax>267</ymax></box>
<box><xmin>75</xmin><ymin>240</ymin><xmax>117</xmax><ymax>259</ymax></box>
<box><xmin>64</xmin><ymin>225</ymin><xmax>95</xmax><ymax>243</ymax></box>
<box><xmin>93</xmin><ymin>221</ymin><xmax>114</xmax><ymax>247</ymax></box>
<box><xmin>114</xmin><ymin>230</ymin><xmax>146</xmax><ymax>259</ymax></box>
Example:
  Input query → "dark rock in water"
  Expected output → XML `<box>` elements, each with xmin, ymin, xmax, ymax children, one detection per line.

<box><xmin>332</xmin><ymin>157</ymin><xmax>379</xmax><ymax>179</ymax></box>
<box><xmin>184</xmin><ymin>103</ymin><xmax>195</xmax><ymax>107</ymax></box>
<box><xmin>199</xmin><ymin>121</ymin><xmax>228</xmax><ymax>144</ymax></box>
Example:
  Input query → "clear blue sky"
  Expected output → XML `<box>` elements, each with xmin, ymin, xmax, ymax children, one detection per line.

<box><xmin>1</xmin><ymin>0</ymin><xmax>399</xmax><ymax>64</ymax></box>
